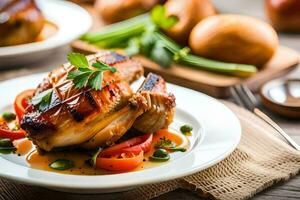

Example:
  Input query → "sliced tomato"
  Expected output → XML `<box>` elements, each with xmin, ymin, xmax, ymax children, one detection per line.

<box><xmin>14</xmin><ymin>89</ymin><xmax>35</xmax><ymax>121</ymax></box>
<box><xmin>0</xmin><ymin>128</ymin><xmax>26</xmax><ymax>140</ymax></box>
<box><xmin>101</xmin><ymin>133</ymin><xmax>153</xmax><ymax>156</ymax></box>
<box><xmin>96</xmin><ymin>151</ymin><xmax>144</xmax><ymax>171</ymax></box>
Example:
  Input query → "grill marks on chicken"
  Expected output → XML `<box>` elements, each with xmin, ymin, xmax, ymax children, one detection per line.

<box><xmin>21</xmin><ymin>52</ymin><xmax>175</xmax><ymax>151</ymax></box>
<box><xmin>0</xmin><ymin>0</ymin><xmax>45</xmax><ymax>46</ymax></box>
<box><xmin>82</xmin><ymin>73</ymin><xmax>176</xmax><ymax>149</ymax></box>
<box><xmin>35</xmin><ymin>51</ymin><xmax>143</xmax><ymax>94</ymax></box>
<box><xmin>132</xmin><ymin>73</ymin><xmax>176</xmax><ymax>133</ymax></box>
<box><xmin>21</xmin><ymin>52</ymin><xmax>143</xmax><ymax>151</ymax></box>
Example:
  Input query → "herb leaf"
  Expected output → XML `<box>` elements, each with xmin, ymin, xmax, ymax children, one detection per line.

<box><xmin>31</xmin><ymin>89</ymin><xmax>53</xmax><ymax>111</ymax></box>
<box><xmin>31</xmin><ymin>89</ymin><xmax>52</xmax><ymax>105</ymax></box>
<box><xmin>88</xmin><ymin>147</ymin><xmax>102</xmax><ymax>168</ymax></box>
<box><xmin>154</xmin><ymin>136</ymin><xmax>176</xmax><ymax>149</ymax></box>
<box><xmin>140</xmin><ymin>31</ymin><xmax>156</xmax><ymax>55</ymax></box>
<box><xmin>154</xmin><ymin>137</ymin><xmax>186</xmax><ymax>152</ymax></box>
<box><xmin>150</xmin><ymin>41</ymin><xmax>173</xmax><ymax>68</ymax></box>
<box><xmin>151</xmin><ymin>5</ymin><xmax>178</xmax><ymax>29</ymax></box>
<box><xmin>125</xmin><ymin>37</ymin><xmax>140</xmax><ymax>56</ymax></box>
<box><xmin>67</xmin><ymin>53</ymin><xmax>117</xmax><ymax>90</ymax></box>
<box><xmin>92</xmin><ymin>61</ymin><xmax>117</xmax><ymax>73</ymax></box>
<box><xmin>88</xmin><ymin>71</ymin><xmax>103</xmax><ymax>90</ymax></box>
<box><xmin>67</xmin><ymin>53</ymin><xmax>89</xmax><ymax>68</ymax></box>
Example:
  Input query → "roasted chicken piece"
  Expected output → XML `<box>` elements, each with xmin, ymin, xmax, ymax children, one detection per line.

<box><xmin>0</xmin><ymin>0</ymin><xmax>44</xmax><ymax>46</ymax></box>
<box><xmin>132</xmin><ymin>73</ymin><xmax>176</xmax><ymax>133</ymax></box>
<box><xmin>81</xmin><ymin>73</ymin><xmax>176</xmax><ymax>149</ymax></box>
<box><xmin>21</xmin><ymin>52</ymin><xmax>175</xmax><ymax>151</ymax></box>
<box><xmin>21</xmin><ymin>52</ymin><xmax>143</xmax><ymax>151</ymax></box>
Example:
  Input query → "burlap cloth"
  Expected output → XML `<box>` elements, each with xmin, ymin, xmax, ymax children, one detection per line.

<box><xmin>1</xmin><ymin>101</ymin><xmax>300</xmax><ymax>200</ymax></box>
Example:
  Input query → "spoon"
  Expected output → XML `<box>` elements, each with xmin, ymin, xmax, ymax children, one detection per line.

<box><xmin>260</xmin><ymin>78</ymin><xmax>300</xmax><ymax>118</ymax></box>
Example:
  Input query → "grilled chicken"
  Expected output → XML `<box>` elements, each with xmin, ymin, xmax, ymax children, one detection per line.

<box><xmin>21</xmin><ymin>52</ymin><xmax>175</xmax><ymax>151</ymax></box>
<box><xmin>81</xmin><ymin>73</ymin><xmax>176</xmax><ymax>149</ymax></box>
<box><xmin>132</xmin><ymin>73</ymin><xmax>176</xmax><ymax>133</ymax></box>
<box><xmin>0</xmin><ymin>0</ymin><xmax>44</xmax><ymax>46</ymax></box>
<box><xmin>21</xmin><ymin>52</ymin><xmax>143</xmax><ymax>151</ymax></box>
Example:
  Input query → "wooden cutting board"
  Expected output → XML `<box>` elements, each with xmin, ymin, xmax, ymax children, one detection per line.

<box><xmin>71</xmin><ymin>6</ymin><xmax>300</xmax><ymax>98</ymax></box>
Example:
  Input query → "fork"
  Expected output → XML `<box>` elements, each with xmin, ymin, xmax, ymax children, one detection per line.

<box><xmin>230</xmin><ymin>84</ymin><xmax>300</xmax><ymax>151</ymax></box>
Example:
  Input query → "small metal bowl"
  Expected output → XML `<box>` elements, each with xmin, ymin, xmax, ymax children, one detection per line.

<box><xmin>260</xmin><ymin>78</ymin><xmax>300</xmax><ymax>118</ymax></box>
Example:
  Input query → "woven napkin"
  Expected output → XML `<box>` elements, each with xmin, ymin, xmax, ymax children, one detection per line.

<box><xmin>1</xmin><ymin>101</ymin><xmax>300</xmax><ymax>200</ymax></box>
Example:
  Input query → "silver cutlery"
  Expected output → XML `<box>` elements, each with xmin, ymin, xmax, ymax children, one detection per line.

<box><xmin>230</xmin><ymin>84</ymin><xmax>300</xmax><ymax>151</ymax></box>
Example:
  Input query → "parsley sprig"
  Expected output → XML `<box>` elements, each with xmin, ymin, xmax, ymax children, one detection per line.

<box><xmin>67</xmin><ymin>53</ymin><xmax>117</xmax><ymax>90</ymax></box>
<box><xmin>155</xmin><ymin>136</ymin><xmax>187</xmax><ymax>152</ymax></box>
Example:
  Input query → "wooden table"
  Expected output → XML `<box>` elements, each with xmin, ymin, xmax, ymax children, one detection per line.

<box><xmin>1</xmin><ymin>2</ymin><xmax>300</xmax><ymax>199</ymax></box>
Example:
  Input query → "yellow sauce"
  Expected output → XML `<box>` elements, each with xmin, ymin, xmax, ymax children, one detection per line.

<box><xmin>35</xmin><ymin>20</ymin><xmax>58</xmax><ymax>42</ymax></box>
<box><xmin>13</xmin><ymin>138</ymin><xmax>32</xmax><ymax>155</ymax></box>
<box><xmin>26</xmin><ymin>129</ymin><xmax>189</xmax><ymax>175</ymax></box>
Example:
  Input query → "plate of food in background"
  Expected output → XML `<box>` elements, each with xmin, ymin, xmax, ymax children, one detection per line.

<box><xmin>0</xmin><ymin>0</ymin><xmax>92</xmax><ymax>67</ymax></box>
<box><xmin>0</xmin><ymin>51</ymin><xmax>241</xmax><ymax>193</ymax></box>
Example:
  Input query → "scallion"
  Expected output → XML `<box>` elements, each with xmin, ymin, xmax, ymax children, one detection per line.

<box><xmin>49</xmin><ymin>159</ymin><xmax>74</xmax><ymax>171</ymax></box>
<box><xmin>150</xmin><ymin>149</ymin><xmax>170</xmax><ymax>162</ymax></box>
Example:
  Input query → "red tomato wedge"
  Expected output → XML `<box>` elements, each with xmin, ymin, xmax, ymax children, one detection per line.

<box><xmin>101</xmin><ymin>133</ymin><xmax>153</xmax><ymax>156</ymax></box>
<box><xmin>0</xmin><ymin>129</ymin><xmax>26</xmax><ymax>140</ymax></box>
<box><xmin>96</xmin><ymin>151</ymin><xmax>144</xmax><ymax>171</ymax></box>
<box><xmin>14</xmin><ymin>89</ymin><xmax>35</xmax><ymax>121</ymax></box>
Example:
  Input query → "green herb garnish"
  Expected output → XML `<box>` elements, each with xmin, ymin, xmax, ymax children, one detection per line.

<box><xmin>154</xmin><ymin>136</ymin><xmax>176</xmax><ymax>149</ymax></box>
<box><xmin>67</xmin><ymin>52</ymin><xmax>89</xmax><ymax>68</ymax></box>
<box><xmin>154</xmin><ymin>137</ymin><xmax>186</xmax><ymax>152</ymax></box>
<box><xmin>49</xmin><ymin>159</ymin><xmax>74</xmax><ymax>171</ymax></box>
<box><xmin>150</xmin><ymin>41</ymin><xmax>173</xmax><ymax>68</ymax></box>
<box><xmin>168</xmin><ymin>147</ymin><xmax>187</xmax><ymax>152</ymax></box>
<box><xmin>150</xmin><ymin>149</ymin><xmax>170</xmax><ymax>162</ymax></box>
<box><xmin>0</xmin><ymin>139</ymin><xmax>15</xmax><ymax>154</ymax></box>
<box><xmin>0</xmin><ymin>147</ymin><xmax>16</xmax><ymax>154</ymax></box>
<box><xmin>88</xmin><ymin>147</ymin><xmax>102</xmax><ymax>168</ymax></box>
<box><xmin>125</xmin><ymin>37</ymin><xmax>141</xmax><ymax>56</ymax></box>
<box><xmin>67</xmin><ymin>52</ymin><xmax>117</xmax><ymax>90</ymax></box>
<box><xmin>180</xmin><ymin>124</ymin><xmax>193</xmax><ymax>135</ymax></box>
<box><xmin>0</xmin><ymin>138</ymin><xmax>13</xmax><ymax>148</ymax></box>
<box><xmin>31</xmin><ymin>88</ymin><xmax>53</xmax><ymax>111</ymax></box>
<box><xmin>151</xmin><ymin>5</ymin><xmax>178</xmax><ymax>29</ymax></box>
<box><xmin>2</xmin><ymin>112</ymin><xmax>16</xmax><ymax>122</ymax></box>
<box><xmin>80</xmin><ymin>6</ymin><xmax>257</xmax><ymax>77</ymax></box>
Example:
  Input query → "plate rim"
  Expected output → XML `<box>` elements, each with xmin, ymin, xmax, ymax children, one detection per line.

<box><xmin>0</xmin><ymin>73</ymin><xmax>241</xmax><ymax>192</ymax></box>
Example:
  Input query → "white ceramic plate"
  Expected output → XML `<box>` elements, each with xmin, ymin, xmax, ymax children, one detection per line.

<box><xmin>0</xmin><ymin>73</ymin><xmax>241</xmax><ymax>193</ymax></box>
<box><xmin>0</xmin><ymin>0</ymin><xmax>92</xmax><ymax>67</ymax></box>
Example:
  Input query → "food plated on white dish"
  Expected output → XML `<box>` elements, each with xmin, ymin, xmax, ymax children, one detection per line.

<box><xmin>0</xmin><ymin>0</ymin><xmax>92</xmax><ymax>67</ymax></box>
<box><xmin>0</xmin><ymin>52</ymin><xmax>241</xmax><ymax>193</ymax></box>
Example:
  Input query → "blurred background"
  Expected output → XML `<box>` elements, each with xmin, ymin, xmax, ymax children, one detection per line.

<box><xmin>2</xmin><ymin>0</ymin><xmax>299</xmax><ymax>77</ymax></box>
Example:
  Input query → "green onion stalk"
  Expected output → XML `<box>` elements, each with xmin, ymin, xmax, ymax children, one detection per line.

<box><xmin>81</xmin><ymin>14</ymin><xmax>257</xmax><ymax>77</ymax></box>
<box><xmin>154</xmin><ymin>32</ymin><xmax>257</xmax><ymax>77</ymax></box>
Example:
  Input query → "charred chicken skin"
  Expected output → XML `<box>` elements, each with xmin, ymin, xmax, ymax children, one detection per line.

<box><xmin>82</xmin><ymin>73</ymin><xmax>176</xmax><ymax>149</ymax></box>
<box><xmin>0</xmin><ymin>0</ymin><xmax>44</xmax><ymax>46</ymax></box>
<box><xmin>20</xmin><ymin>52</ymin><xmax>175</xmax><ymax>152</ymax></box>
